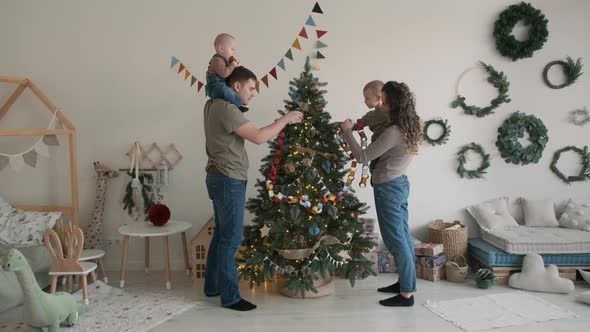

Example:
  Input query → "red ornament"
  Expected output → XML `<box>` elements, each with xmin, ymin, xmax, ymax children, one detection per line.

<box><xmin>279</xmin><ymin>131</ymin><xmax>286</xmax><ymax>138</ymax></box>
<box><xmin>276</xmin><ymin>150</ymin><xmax>283</xmax><ymax>156</ymax></box>
<box><xmin>148</xmin><ymin>204</ymin><xmax>171</xmax><ymax>226</ymax></box>
<box><xmin>274</xmin><ymin>158</ymin><xmax>281</xmax><ymax>165</ymax></box>
<box><xmin>273</xmin><ymin>197</ymin><xmax>280</xmax><ymax>203</ymax></box>
<box><xmin>278</xmin><ymin>139</ymin><xmax>284</xmax><ymax>146</ymax></box>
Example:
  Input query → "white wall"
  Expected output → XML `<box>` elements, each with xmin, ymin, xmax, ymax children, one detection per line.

<box><xmin>1</xmin><ymin>0</ymin><xmax>589</xmax><ymax>271</ymax></box>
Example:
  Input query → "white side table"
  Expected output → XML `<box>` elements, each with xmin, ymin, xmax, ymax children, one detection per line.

<box><xmin>118</xmin><ymin>220</ymin><xmax>192</xmax><ymax>289</ymax></box>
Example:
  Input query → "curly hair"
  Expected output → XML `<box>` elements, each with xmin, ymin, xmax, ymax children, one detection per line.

<box><xmin>382</xmin><ymin>81</ymin><xmax>422</xmax><ymax>155</ymax></box>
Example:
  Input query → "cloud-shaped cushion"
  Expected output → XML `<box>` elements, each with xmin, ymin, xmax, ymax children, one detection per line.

<box><xmin>509</xmin><ymin>253</ymin><xmax>574</xmax><ymax>294</ymax></box>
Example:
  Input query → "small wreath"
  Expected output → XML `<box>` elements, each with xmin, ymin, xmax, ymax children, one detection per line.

<box><xmin>423</xmin><ymin>118</ymin><xmax>451</xmax><ymax>145</ymax></box>
<box><xmin>571</xmin><ymin>107</ymin><xmax>590</xmax><ymax>126</ymax></box>
<box><xmin>550</xmin><ymin>146</ymin><xmax>590</xmax><ymax>184</ymax></box>
<box><xmin>457</xmin><ymin>143</ymin><xmax>491</xmax><ymax>179</ymax></box>
<box><xmin>496</xmin><ymin>112</ymin><xmax>548</xmax><ymax>165</ymax></box>
<box><xmin>451</xmin><ymin>61</ymin><xmax>511</xmax><ymax>118</ymax></box>
<box><xmin>543</xmin><ymin>57</ymin><xmax>583</xmax><ymax>89</ymax></box>
<box><xmin>493</xmin><ymin>2</ymin><xmax>549</xmax><ymax>61</ymax></box>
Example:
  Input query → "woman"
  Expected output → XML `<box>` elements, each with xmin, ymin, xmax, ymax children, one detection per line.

<box><xmin>340</xmin><ymin>81</ymin><xmax>422</xmax><ymax>307</ymax></box>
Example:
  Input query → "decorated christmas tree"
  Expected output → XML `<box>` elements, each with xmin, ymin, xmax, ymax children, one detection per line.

<box><xmin>239</xmin><ymin>58</ymin><xmax>376</xmax><ymax>296</ymax></box>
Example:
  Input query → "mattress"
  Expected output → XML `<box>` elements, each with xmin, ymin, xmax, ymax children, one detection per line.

<box><xmin>468</xmin><ymin>238</ymin><xmax>590</xmax><ymax>267</ymax></box>
<box><xmin>481</xmin><ymin>225</ymin><xmax>590</xmax><ymax>254</ymax></box>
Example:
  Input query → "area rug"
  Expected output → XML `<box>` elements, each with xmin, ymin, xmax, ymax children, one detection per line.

<box><xmin>0</xmin><ymin>281</ymin><xmax>199</xmax><ymax>332</ymax></box>
<box><xmin>424</xmin><ymin>292</ymin><xmax>578</xmax><ymax>332</ymax></box>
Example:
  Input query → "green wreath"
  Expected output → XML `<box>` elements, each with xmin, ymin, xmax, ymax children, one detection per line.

<box><xmin>451</xmin><ymin>62</ymin><xmax>511</xmax><ymax>118</ymax></box>
<box><xmin>457</xmin><ymin>143</ymin><xmax>491</xmax><ymax>179</ymax></box>
<box><xmin>423</xmin><ymin>118</ymin><xmax>451</xmax><ymax>145</ymax></box>
<box><xmin>543</xmin><ymin>57</ymin><xmax>583</xmax><ymax>89</ymax></box>
<box><xmin>122</xmin><ymin>171</ymin><xmax>155</xmax><ymax>219</ymax></box>
<box><xmin>494</xmin><ymin>2</ymin><xmax>549</xmax><ymax>61</ymax></box>
<box><xmin>550</xmin><ymin>146</ymin><xmax>590</xmax><ymax>184</ymax></box>
<box><xmin>496</xmin><ymin>112</ymin><xmax>548</xmax><ymax>165</ymax></box>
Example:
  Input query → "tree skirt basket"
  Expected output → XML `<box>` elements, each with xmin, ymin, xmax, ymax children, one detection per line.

<box><xmin>445</xmin><ymin>255</ymin><xmax>469</xmax><ymax>283</ymax></box>
<box><xmin>428</xmin><ymin>219</ymin><xmax>468</xmax><ymax>261</ymax></box>
<box><xmin>279</xmin><ymin>274</ymin><xmax>335</xmax><ymax>298</ymax></box>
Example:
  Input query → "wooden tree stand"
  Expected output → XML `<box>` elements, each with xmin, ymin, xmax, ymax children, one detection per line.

<box><xmin>469</xmin><ymin>256</ymin><xmax>589</xmax><ymax>285</ymax></box>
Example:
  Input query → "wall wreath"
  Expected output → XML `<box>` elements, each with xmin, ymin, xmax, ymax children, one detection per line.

<box><xmin>496</xmin><ymin>112</ymin><xmax>548</xmax><ymax>165</ymax></box>
<box><xmin>423</xmin><ymin>118</ymin><xmax>451</xmax><ymax>146</ymax></box>
<box><xmin>457</xmin><ymin>143</ymin><xmax>491</xmax><ymax>179</ymax></box>
<box><xmin>493</xmin><ymin>2</ymin><xmax>549</xmax><ymax>61</ymax></box>
<box><xmin>550</xmin><ymin>146</ymin><xmax>590</xmax><ymax>184</ymax></box>
<box><xmin>543</xmin><ymin>56</ymin><xmax>583</xmax><ymax>89</ymax></box>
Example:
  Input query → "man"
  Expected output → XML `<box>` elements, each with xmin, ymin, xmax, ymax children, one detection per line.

<box><xmin>203</xmin><ymin>66</ymin><xmax>303</xmax><ymax>311</ymax></box>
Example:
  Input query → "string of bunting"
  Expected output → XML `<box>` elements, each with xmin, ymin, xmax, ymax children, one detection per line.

<box><xmin>170</xmin><ymin>2</ymin><xmax>328</xmax><ymax>95</ymax></box>
<box><xmin>0</xmin><ymin>112</ymin><xmax>60</xmax><ymax>172</ymax></box>
<box><xmin>260</xmin><ymin>249</ymin><xmax>345</xmax><ymax>276</ymax></box>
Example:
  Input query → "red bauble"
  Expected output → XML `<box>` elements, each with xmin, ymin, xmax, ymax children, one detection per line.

<box><xmin>148</xmin><ymin>204</ymin><xmax>171</xmax><ymax>226</ymax></box>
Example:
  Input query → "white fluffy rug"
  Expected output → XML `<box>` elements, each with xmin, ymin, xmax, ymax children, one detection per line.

<box><xmin>424</xmin><ymin>292</ymin><xmax>578</xmax><ymax>332</ymax></box>
<box><xmin>0</xmin><ymin>281</ymin><xmax>199</xmax><ymax>332</ymax></box>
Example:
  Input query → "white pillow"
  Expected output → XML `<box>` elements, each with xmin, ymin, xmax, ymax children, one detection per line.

<box><xmin>0</xmin><ymin>208</ymin><xmax>61</xmax><ymax>247</ymax></box>
<box><xmin>466</xmin><ymin>197</ymin><xmax>519</xmax><ymax>231</ymax></box>
<box><xmin>0</xmin><ymin>197</ymin><xmax>11</xmax><ymax>226</ymax></box>
<box><xmin>508</xmin><ymin>253</ymin><xmax>574</xmax><ymax>294</ymax></box>
<box><xmin>559</xmin><ymin>199</ymin><xmax>590</xmax><ymax>232</ymax></box>
<box><xmin>522</xmin><ymin>199</ymin><xmax>559</xmax><ymax>227</ymax></box>
<box><xmin>575</xmin><ymin>291</ymin><xmax>590</xmax><ymax>305</ymax></box>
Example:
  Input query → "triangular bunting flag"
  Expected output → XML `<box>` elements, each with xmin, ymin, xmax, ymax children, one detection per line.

<box><xmin>255</xmin><ymin>81</ymin><xmax>260</xmax><ymax>93</ymax></box>
<box><xmin>170</xmin><ymin>56</ymin><xmax>180</xmax><ymax>68</ymax></box>
<box><xmin>277</xmin><ymin>58</ymin><xmax>286</xmax><ymax>71</ymax></box>
<box><xmin>285</xmin><ymin>49</ymin><xmax>294</xmax><ymax>61</ymax></box>
<box><xmin>178</xmin><ymin>63</ymin><xmax>185</xmax><ymax>74</ymax></box>
<box><xmin>269</xmin><ymin>67</ymin><xmax>278</xmax><ymax>80</ymax></box>
<box><xmin>316</xmin><ymin>51</ymin><xmax>325</xmax><ymax>59</ymax></box>
<box><xmin>261</xmin><ymin>75</ymin><xmax>269</xmax><ymax>87</ymax></box>
<box><xmin>9</xmin><ymin>155</ymin><xmax>25</xmax><ymax>172</ymax></box>
<box><xmin>291</xmin><ymin>38</ymin><xmax>302</xmax><ymax>50</ymax></box>
<box><xmin>197</xmin><ymin>81</ymin><xmax>204</xmax><ymax>92</ymax></box>
<box><xmin>34</xmin><ymin>141</ymin><xmax>49</xmax><ymax>158</ymax></box>
<box><xmin>317</xmin><ymin>40</ymin><xmax>328</xmax><ymax>48</ymax></box>
<box><xmin>184</xmin><ymin>70</ymin><xmax>191</xmax><ymax>80</ymax></box>
<box><xmin>299</xmin><ymin>27</ymin><xmax>308</xmax><ymax>39</ymax></box>
<box><xmin>316</xmin><ymin>30</ymin><xmax>328</xmax><ymax>39</ymax></box>
<box><xmin>190</xmin><ymin>76</ymin><xmax>197</xmax><ymax>87</ymax></box>
<box><xmin>0</xmin><ymin>156</ymin><xmax>8</xmax><ymax>171</ymax></box>
<box><xmin>306</xmin><ymin>15</ymin><xmax>316</xmax><ymax>26</ymax></box>
<box><xmin>312</xmin><ymin>2</ymin><xmax>323</xmax><ymax>14</ymax></box>
<box><xmin>23</xmin><ymin>150</ymin><xmax>37</xmax><ymax>168</ymax></box>
<box><xmin>313</xmin><ymin>63</ymin><xmax>321</xmax><ymax>70</ymax></box>
<box><xmin>43</xmin><ymin>135</ymin><xmax>59</xmax><ymax>146</ymax></box>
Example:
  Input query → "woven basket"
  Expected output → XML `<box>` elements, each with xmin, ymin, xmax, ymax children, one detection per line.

<box><xmin>445</xmin><ymin>255</ymin><xmax>468</xmax><ymax>283</ymax></box>
<box><xmin>428</xmin><ymin>219</ymin><xmax>468</xmax><ymax>261</ymax></box>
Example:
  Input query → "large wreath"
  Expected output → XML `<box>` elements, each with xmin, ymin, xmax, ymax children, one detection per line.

<box><xmin>493</xmin><ymin>2</ymin><xmax>549</xmax><ymax>61</ymax></box>
<box><xmin>550</xmin><ymin>146</ymin><xmax>590</xmax><ymax>184</ymax></box>
<box><xmin>543</xmin><ymin>57</ymin><xmax>583</xmax><ymax>89</ymax></box>
<box><xmin>423</xmin><ymin>118</ymin><xmax>451</xmax><ymax>146</ymax></box>
<box><xmin>457</xmin><ymin>143</ymin><xmax>491</xmax><ymax>179</ymax></box>
<box><xmin>451</xmin><ymin>62</ymin><xmax>511</xmax><ymax>118</ymax></box>
<box><xmin>496</xmin><ymin>112</ymin><xmax>548</xmax><ymax>165</ymax></box>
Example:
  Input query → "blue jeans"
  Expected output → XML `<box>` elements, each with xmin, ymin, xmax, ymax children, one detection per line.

<box><xmin>204</xmin><ymin>173</ymin><xmax>247</xmax><ymax>306</ymax></box>
<box><xmin>206</xmin><ymin>73</ymin><xmax>243</xmax><ymax>108</ymax></box>
<box><xmin>374</xmin><ymin>175</ymin><xmax>416</xmax><ymax>293</ymax></box>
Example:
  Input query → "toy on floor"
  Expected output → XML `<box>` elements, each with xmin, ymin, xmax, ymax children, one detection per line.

<box><xmin>508</xmin><ymin>253</ymin><xmax>575</xmax><ymax>294</ymax></box>
<box><xmin>1</xmin><ymin>248</ymin><xmax>78</xmax><ymax>332</ymax></box>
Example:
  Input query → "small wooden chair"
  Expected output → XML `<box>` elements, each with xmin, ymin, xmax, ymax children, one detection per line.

<box><xmin>45</xmin><ymin>227</ymin><xmax>97</xmax><ymax>305</ymax></box>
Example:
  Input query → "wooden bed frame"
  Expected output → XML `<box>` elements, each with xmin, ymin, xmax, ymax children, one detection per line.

<box><xmin>0</xmin><ymin>76</ymin><xmax>79</xmax><ymax>227</ymax></box>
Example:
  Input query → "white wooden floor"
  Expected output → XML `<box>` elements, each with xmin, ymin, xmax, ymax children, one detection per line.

<box><xmin>1</xmin><ymin>271</ymin><xmax>588</xmax><ymax>332</ymax></box>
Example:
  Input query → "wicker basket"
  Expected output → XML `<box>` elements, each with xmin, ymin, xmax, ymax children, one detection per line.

<box><xmin>445</xmin><ymin>255</ymin><xmax>468</xmax><ymax>283</ymax></box>
<box><xmin>428</xmin><ymin>219</ymin><xmax>468</xmax><ymax>261</ymax></box>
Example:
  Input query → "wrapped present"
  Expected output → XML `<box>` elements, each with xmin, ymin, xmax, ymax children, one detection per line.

<box><xmin>420</xmin><ymin>265</ymin><xmax>446</xmax><ymax>282</ymax></box>
<box><xmin>414</xmin><ymin>242</ymin><xmax>444</xmax><ymax>257</ymax></box>
<box><xmin>416</xmin><ymin>253</ymin><xmax>447</xmax><ymax>268</ymax></box>
<box><xmin>415</xmin><ymin>263</ymin><xmax>424</xmax><ymax>279</ymax></box>
<box><xmin>359</xmin><ymin>217</ymin><xmax>376</xmax><ymax>234</ymax></box>
<box><xmin>378</xmin><ymin>251</ymin><xmax>395</xmax><ymax>273</ymax></box>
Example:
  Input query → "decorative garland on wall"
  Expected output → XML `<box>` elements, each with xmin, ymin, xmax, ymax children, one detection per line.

<box><xmin>496</xmin><ymin>111</ymin><xmax>549</xmax><ymax>165</ymax></box>
<box><xmin>456</xmin><ymin>143</ymin><xmax>491</xmax><ymax>179</ymax></box>
<box><xmin>571</xmin><ymin>107</ymin><xmax>590</xmax><ymax>126</ymax></box>
<box><xmin>451</xmin><ymin>61</ymin><xmax>511</xmax><ymax>118</ymax></box>
<box><xmin>170</xmin><ymin>2</ymin><xmax>328</xmax><ymax>95</ymax></box>
<box><xmin>549</xmin><ymin>146</ymin><xmax>590</xmax><ymax>184</ymax></box>
<box><xmin>493</xmin><ymin>2</ymin><xmax>549</xmax><ymax>61</ymax></box>
<box><xmin>543</xmin><ymin>57</ymin><xmax>584</xmax><ymax>89</ymax></box>
<box><xmin>423</xmin><ymin>118</ymin><xmax>451</xmax><ymax>146</ymax></box>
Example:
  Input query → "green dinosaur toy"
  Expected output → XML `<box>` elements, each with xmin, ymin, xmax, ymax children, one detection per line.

<box><xmin>1</xmin><ymin>248</ymin><xmax>78</xmax><ymax>332</ymax></box>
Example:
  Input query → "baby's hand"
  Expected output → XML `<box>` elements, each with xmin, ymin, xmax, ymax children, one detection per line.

<box><xmin>229</xmin><ymin>56</ymin><xmax>236</xmax><ymax>63</ymax></box>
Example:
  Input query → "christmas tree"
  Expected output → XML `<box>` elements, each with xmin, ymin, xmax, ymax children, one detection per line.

<box><xmin>239</xmin><ymin>58</ymin><xmax>376</xmax><ymax>296</ymax></box>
